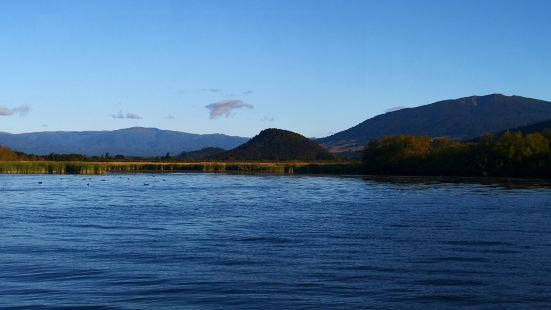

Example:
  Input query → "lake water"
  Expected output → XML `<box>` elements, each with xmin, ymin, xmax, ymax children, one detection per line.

<box><xmin>1</xmin><ymin>174</ymin><xmax>551</xmax><ymax>309</ymax></box>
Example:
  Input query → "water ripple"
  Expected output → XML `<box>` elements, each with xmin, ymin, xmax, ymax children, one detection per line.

<box><xmin>1</xmin><ymin>174</ymin><xmax>551</xmax><ymax>308</ymax></box>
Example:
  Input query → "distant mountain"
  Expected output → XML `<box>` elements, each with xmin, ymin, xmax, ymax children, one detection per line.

<box><xmin>318</xmin><ymin>94</ymin><xmax>551</xmax><ymax>151</ymax></box>
<box><xmin>214</xmin><ymin>128</ymin><xmax>333</xmax><ymax>161</ymax></box>
<box><xmin>0</xmin><ymin>127</ymin><xmax>249</xmax><ymax>157</ymax></box>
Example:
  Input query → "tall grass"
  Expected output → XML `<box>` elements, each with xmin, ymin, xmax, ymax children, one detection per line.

<box><xmin>0</xmin><ymin>161</ymin><xmax>361</xmax><ymax>175</ymax></box>
<box><xmin>0</xmin><ymin>161</ymin><xmax>107</xmax><ymax>174</ymax></box>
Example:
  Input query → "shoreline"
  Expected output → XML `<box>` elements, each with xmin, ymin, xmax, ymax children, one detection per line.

<box><xmin>1</xmin><ymin>161</ymin><xmax>550</xmax><ymax>182</ymax></box>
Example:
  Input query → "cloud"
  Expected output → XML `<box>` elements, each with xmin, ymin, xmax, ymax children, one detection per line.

<box><xmin>385</xmin><ymin>106</ymin><xmax>407</xmax><ymax>113</ymax></box>
<box><xmin>126</xmin><ymin>112</ymin><xmax>142</xmax><ymax>119</ymax></box>
<box><xmin>242</xmin><ymin>90</ymin><xmax>254</xmax><ymax>95</ymax></box>
<box><xmin>202</xmin><ymin>88</ymin><xmax>222</xmax><ymax>93</ymax></box>
<box><xmin>0</xmin><ymin>105</ymin><xmax>30</xmax><ymax>117</ymax></box>
<box><xmin>111</xmin><ymin>111</ymin><xmax>125</xmax><ymax>119</ymax></box>
<box><xmin>164</xmin><ymin>114</ymin><xmax>175</xmax><ymax>119</ymax></box>
<box><xmin>205</xmin><ymin>100</ymin><xmax>253</xmax><ymax>119</ymax></box>
<box><xmin>260</xmin><ymin>116</ymin><xmax>274</xmax><ymax>122</ymax></box>
<box><xmin>111</xmin><ymin>110</ymin><xmax>143</xmax><ymax>119</ymax></box>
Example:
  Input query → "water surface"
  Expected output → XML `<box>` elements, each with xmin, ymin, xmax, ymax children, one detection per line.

<box><xmin>1</xmin><ymin>174</ymin><xmax>551</xmax><ymax>309</ymax></box>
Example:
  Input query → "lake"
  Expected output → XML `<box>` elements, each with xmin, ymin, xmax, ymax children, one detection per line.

<box><xmin>1</xmin><ymin>173</ymin><xmax>551</xmax><ymax>309</ymax></box>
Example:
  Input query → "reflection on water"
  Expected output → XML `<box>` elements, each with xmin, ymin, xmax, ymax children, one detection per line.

<box><xmin>362</xmin><ymin>175</ymin><xmax>551</xmax><ymax>190</ymax></box>
<box><xmin>1</xmin><ymin>174</ymin><xmax>551</xmax><ymax>309</ymax></box>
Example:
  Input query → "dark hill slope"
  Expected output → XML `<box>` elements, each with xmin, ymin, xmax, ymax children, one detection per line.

<box><xmin>215</xmin><ymin>128</ymin><xmax>333</xmax><ymax>161</ymax></box>
<box><xmin>318</xmin><ymin>94</ymin><xmax>551</xmax><ymax>151</ymax></box>
<box><xmin>177</xmin><ymin>147</ymin><xmax>226</xmax><ymax>160</ymax></box>
<box><xmin>496</xmin><ymin>119</ymin><xmax>551</xmax><ymax>136</ymax></box>
<box><xmin>468</xmin><ymin>119</ymin><xmax>551</xmax><ymax>142</ymax></box>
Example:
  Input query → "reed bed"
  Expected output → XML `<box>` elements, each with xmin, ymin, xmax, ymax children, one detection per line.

<box><xmin>0</xmin><ymin>161</ymin><xmax>360</xmax><ymax>175</ymax></box>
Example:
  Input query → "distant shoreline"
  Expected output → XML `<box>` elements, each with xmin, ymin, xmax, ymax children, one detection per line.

<box><xmin>2</xmin><ymin>161</ymin><xmax>551</xmax><ymax>183</ymax></box>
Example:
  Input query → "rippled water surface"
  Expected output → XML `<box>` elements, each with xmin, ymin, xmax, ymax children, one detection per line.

<box><xmin>1</xmin><ymin>174</ymin><xmax>551</xmax><ymax>309</ymax></box>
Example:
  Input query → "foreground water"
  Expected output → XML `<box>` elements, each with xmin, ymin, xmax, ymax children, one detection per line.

<box><xmin>1</xmin><ymin>174</ymin><xmax>551</xmax><ymax>309</ymax></box>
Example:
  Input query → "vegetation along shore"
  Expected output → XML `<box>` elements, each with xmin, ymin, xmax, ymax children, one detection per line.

<box><xmin>0</xmin><ymin>160</ymin><xmax>360</xmax><ymax>175</ymax></box>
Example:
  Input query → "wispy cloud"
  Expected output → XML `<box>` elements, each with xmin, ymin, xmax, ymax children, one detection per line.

<box><xmin>242</xmin><ymin>90</ymin><xmax>254</xmax><ymax>95</ymax></box>
<box><xmin>202</xmin><ymin>88</ymin><xmax>222</xmax><ymax>93</ymax></box>
<box><xmin>164</xmin><ymin>114</ymin><xmax>175</xmax><ymax>119</ymax></box>
<box><xmin>385</xmin><ymin>106</ymin><xmax>407</xmax><ymax>113</ymax></box>
<box><xmin>111</xmin><ymin>110</ymin><xmax>143</xmax><ymax>119</ymax></box>
<box><xmin>126</xmin><ymin>112</ymin><xmax>142</xmax><ymax>119</ymax></box>
<box><xmin>0</xmin><ymin>105</ymin><xmax>30</xmax><ymax>117</ymax></box>
<box><xmin>260</xmin><ymin>116</ymin><xmax>274</xmax><ymax>122</ymax></box>
<box><xmin>205</xmin><ymin>100</ymin><xmax>253</xmax><ymax>119</ymax></box>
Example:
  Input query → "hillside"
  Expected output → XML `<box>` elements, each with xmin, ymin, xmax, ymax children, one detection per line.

<box><xmin>318</xmin><ymin>94</ymin><xmax>551</xmax><ymax>151</ymax></box>
<box><xmin>177</xmin><ymin>147</ymin><xmax>226</xmax><ymax>160</ymax></box>
<box><xmin>495</xmin><ymin>119</ymin><xmax>551</xmax><ymax>136</ymax></box>
<box><xmin>0</xmin><ymin>146</ymin><xmax>25</xmax><ymax>161</ymax></box>
<box><xmin>215</xmin><ymin>128</ymin><xmax>333</xmax><ymax>161</ymax></box>
<box><xmin>0</xmin><ymin>127</ymin><xmax>249</xmax><ymax>157</ymax></box>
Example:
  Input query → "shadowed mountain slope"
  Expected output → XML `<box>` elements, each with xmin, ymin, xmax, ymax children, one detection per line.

<box><xmin>318</xmin><ymin>94</ymin><xmax>551</xmax><ymax>151</ymax></box>
<box><xmin>495</xmin><ymin>119</ymin><xmax>551</xmax><ymax>136</ymax></box>
<box><xmin>177</xmin><ymin>147</ymin><xmax>226</xmax><ymax>160</ymax></box>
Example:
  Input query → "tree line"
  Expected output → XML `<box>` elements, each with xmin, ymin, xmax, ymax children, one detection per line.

<box><xmin>0</xmin><ymin>148</ymin><xmax>175</xmax><ymax>162</ymax></box>
<box><xmin>362</xmin><ymin>131</ymin><xmax>551</xmax><ymax>178</ymax></box>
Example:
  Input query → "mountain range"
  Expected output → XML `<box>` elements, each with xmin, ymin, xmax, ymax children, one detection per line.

<box><xmin>0</xmin><ymin>127</ymin><xmax>248</xmax><ymax>157</ymax></box>
<box><xmin>318</xmin><ymin>94</ymin><xmax>551</xmax><ymax>151</ymax></box>
<box><xmin>2</xmin><ymin>94</ymin><xmax>551</xmax><ymax>157</ymax></box>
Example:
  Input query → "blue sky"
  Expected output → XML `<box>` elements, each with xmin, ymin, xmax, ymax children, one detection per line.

<box><xmin>1</xmin><ymin>0</ymin><xmax>550</xmax><ymax>137</ymax></box>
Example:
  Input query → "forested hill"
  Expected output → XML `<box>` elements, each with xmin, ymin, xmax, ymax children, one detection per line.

<box><xmin>0</xmin><ymin>127</ymin><xmax>248</xmax><ymax>157</ymax></box>
<box><xmin>0</xmin><ymin>146</ymin><xmax>24</xmax><ymax>161</ymax></box>
<box><xmin>214</xmin><ymin>128</ymin><xmax>333</xmax><ymax>161</ymax></box>
<box><xmin>318</xmin><ymin>94</ymin><xmax>551</xmax><ymax>151</ymax></box>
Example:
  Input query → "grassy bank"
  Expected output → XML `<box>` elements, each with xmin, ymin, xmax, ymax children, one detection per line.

<box><xmin>0</xmin><ymin>161</ymin><xmax>361</xmax><ymax>175</ymax></box>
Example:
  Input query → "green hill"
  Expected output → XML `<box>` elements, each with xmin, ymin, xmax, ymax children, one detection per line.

<box><xmin>214</xmin><ymin>129</ymin><xmax>333</xmax><ymax>161</ymax></box>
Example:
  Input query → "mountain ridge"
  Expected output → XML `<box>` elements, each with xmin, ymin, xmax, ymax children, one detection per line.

<box><xmin>318</xmin><ymin>94</ymin><xmax>551</xmax><ymax>151</ymax></box>
<box><xmin>0</xmin><ymin>127</ymin><xmax>249</xmax><ymax>157</ymax></box>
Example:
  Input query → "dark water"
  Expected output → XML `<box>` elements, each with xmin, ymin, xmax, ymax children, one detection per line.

<box><xmin>1</xmin><ymin>174</ymin><xmax>551</xmax><ymax>309</ymax></box>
